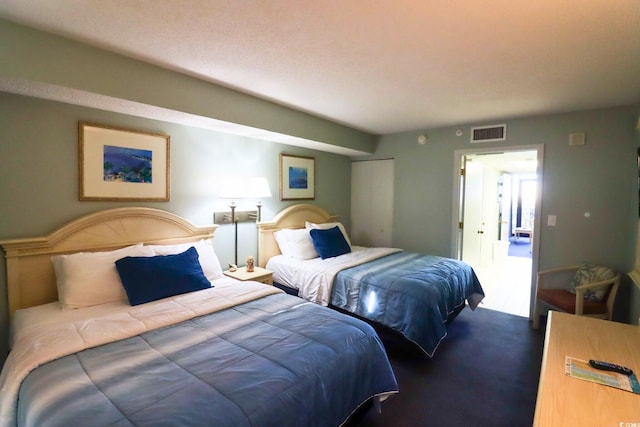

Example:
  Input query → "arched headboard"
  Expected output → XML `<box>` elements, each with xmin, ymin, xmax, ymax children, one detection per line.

<box><xmin>0</xmin><ymin>207</ymin><xmax>217</xmax><ymax>316</ymax></box>
<box><xmin>257</xmin><ymin>204</ymin><xmax>337</xmax><ymax>267</ymax></box>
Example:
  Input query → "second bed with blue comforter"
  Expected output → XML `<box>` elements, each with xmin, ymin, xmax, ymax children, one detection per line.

<box><xmin>268</xmin><ymin>248</ymin><xmax>484</xmax><ymax>358</ymax></box>
<box><xmin>331</xmin><ymin>252</ymin><xmax>485</xmax><ymax>357</ymax></box>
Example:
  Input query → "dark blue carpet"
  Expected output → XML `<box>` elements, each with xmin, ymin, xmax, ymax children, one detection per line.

<box><xmin>348</xmin><ymin>307</ymin><xmax>544</xmax><ymax>427</ymax></box>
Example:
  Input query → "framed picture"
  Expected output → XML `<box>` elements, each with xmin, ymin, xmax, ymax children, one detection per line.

<box><xmin>79</xmin><ymin>122</ymin><xmax>170</xmax><ymax>201</ymax></box>
<box><xmin>279</xmin><ymin>154</ymin><xmax>315</xmax><ymax>200</ymax></box>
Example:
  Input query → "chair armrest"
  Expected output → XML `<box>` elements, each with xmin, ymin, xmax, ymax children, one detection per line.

<box><xmin>574</xmin><ymin>273</ymin><xmax>620</xmax><ymax>316</ymax></box>
<box><xmin>537</xmin><ymin>265</ymin><xmax>580</xmax><ymax>290</ymax></box>
<box><xmin>538</xmin><ymin>266</ymin><xmax>581</xmax><ymax>275</ymax></box>
<box><xmin>574</xmin><ymin>276</ymin><xmax>618</xmax><ymax>291</ymax></box>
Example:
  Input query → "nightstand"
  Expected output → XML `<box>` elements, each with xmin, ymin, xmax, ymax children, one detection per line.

<box><xmin>223</xmin><ymin>266</ymin><xmax>273</xmax><ymax>285</ymax></box>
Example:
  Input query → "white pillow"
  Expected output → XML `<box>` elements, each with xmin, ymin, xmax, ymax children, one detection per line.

<box><xmin>274</xmin><ymin>228</ymin><xmax>319</xmax><ymax>260</ymax></box>
<box><xmin>145</xmin><ymin>239</ymin><xmax>224</xmax><ymax>281</ymax></box>
<box><xmin>52</xmin><ymin>243</ymin><xmax>154</xmax><ymax>310</ymax></box>
<box><xmin>305</xmin><ymin>221</ymin><xmax>352</xmax><ymax>247</ymax></box>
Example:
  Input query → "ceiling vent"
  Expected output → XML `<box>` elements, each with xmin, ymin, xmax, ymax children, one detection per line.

<box><xmin>471</xmin><ymin>124</ymin><xmax>507</xmax><ymax>143</ymax></box>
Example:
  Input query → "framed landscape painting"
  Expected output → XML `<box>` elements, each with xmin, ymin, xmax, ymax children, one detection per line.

<box><xmin>279</xmin><ymin>154</ymin><xmax>315</xmax><ymax>200</ymax></box>
<box><xmin>79</xmin><ymin>122</ymin><xmax>170</xmax><ymax>201</ymax></box>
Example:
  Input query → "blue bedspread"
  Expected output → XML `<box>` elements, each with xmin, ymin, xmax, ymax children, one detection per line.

<box><xmin>17</xmin><ymin>294</ymin><xmax>398</xmax><ymax>427</ymax></box>
<box><xmin>331</xmin><ymin>252</ymin><xmax>484</xmax><ymax>357</ymax></box>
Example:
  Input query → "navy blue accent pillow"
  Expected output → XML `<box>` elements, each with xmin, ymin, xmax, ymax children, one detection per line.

<box><xmin>309</xmin><ymin>226</ymin><xmax>351</xmax><ymax>259</ymax></box>
<box><xmin>115</xmin><ymin>246</ymin><xmax>212</xmax><ymax>306</ymax></box>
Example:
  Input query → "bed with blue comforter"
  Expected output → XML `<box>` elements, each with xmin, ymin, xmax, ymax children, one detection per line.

<box><xmin>0</xmin><ymin>207</ymin><xmax>398</xmax><ymax>427</ymax></box>
<box><xmin>267</xmin><ymin>248</ymin><xmax>485</xmax><ymax>357</ymax></box>
<box><xmin>331</xmin><ymin>251</ymin><xmax>485</xmax><ymax>356</ymax></box>
<box><xmin>259</xmin><ymin>204</ymin><xmax>485</xmax><ymax>358</ymax></box>
<box><xmin>1</xmin><ymin>283</ymin><xmax>398</xmax><ymax>427</ymax></box>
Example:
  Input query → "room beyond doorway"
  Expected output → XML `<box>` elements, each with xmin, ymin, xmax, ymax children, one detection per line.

<box><xmin>452</xmin><ymin>146</ymin><xmax>543</xmax><ymax>319</ymax></box>
<box><xmin>474</xmin><ymin>255</ymin><xmax>532</xmax><ymax>317</ymax></box>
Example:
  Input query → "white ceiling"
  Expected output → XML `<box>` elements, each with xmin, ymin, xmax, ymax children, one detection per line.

<box><xmin>0</xmin><ymin>0</ymin><xmax>639</xmax><ymax>135</ymax></box>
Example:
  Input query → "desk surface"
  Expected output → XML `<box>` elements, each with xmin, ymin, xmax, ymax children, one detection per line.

<box><xmin>534</xmin><ymin>311</ymin><xmax>640</xmax><ymax>426</ymax></box>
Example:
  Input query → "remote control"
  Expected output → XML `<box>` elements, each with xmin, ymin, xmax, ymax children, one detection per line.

<box><xmin>588</xmin><ymin>360</ymin><xmax>633</xmax><ymax>376</ymax></box>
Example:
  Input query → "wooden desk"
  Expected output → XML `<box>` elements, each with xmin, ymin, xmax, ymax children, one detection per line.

<box><xmin>534</xmin><ymin>311</ymin><xmax>640</xmax><ymax>426</ymax></box>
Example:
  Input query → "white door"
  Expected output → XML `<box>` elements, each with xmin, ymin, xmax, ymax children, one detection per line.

<box><xmin>461</xmin><ymin>159</ymin><xmax>499</xmax><ymax>267</ymax></box>
<box><xmin>461</xmin><ymin>158</ymin><xmax>484</xmax><ymax>266</ymax></box>
<box><xmin>351</xmin><ymin>159</ymin><xmax>394</xmax><ymax>247</ymax></box>
<box><xmin>482</xmin><ymin>165</ymin><xmax>501</xmax><ymax>264</ymax></box>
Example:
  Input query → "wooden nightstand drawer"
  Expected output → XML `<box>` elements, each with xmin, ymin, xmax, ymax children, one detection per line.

<box><xmin>223</xmin><ymin>266</ymin><xmax>273</xmax><ymax>285</ymax></box>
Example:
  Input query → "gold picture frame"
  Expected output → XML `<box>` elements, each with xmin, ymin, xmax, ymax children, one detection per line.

<box><xmin>279</xmin><ymin>154</ymin><xmax>315</xmax><ymax>200</ymax></box>
<box><xmin>79</xmin><ymin>122</ymin><xmax>170</xmax><ymax>201</ymax></box>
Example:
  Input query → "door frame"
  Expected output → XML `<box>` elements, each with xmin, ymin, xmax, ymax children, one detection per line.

<box><xmin>451</xmin><ymin>144</ymin><xmax>544</xmax><ymax>320</ymax></box>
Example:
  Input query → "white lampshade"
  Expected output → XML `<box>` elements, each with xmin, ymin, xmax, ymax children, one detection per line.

<box><xmin>217</xmin><ymin>176</ymin><xmax>248</xmax><ymax>199</ymax></box>
<box><xmin>247</xmin><ymin>177</ymin><xmax>272</xmax><ymax>199</ymax></box>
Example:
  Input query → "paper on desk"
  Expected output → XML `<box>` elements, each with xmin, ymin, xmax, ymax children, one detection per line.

<box><xmin>565</xmin><ymin>356</ymin><xmax>640</xmax><ymax>394</ymax></box>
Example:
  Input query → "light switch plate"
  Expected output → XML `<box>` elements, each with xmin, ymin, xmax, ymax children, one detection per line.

<box><xmin>569</xmin><ymin>133</ymin><xmax>585</xmax><ymax>146</ymax></box>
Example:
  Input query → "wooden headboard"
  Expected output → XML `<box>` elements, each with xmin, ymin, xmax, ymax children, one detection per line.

<box><xmin>0</xmin><ymin>207</ymin><xmax>218</xmax><ymax>316</ymax></box>
<box><xmin>257</xmin><ymin>204</ymin><xmax>338</xmax><ymax>267</ymax></box>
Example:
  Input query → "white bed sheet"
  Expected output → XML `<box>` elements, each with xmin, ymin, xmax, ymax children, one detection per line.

<box><xmin>10</xmin><ymin>276</ymin><xmax>245</xmax><ymax>348</ymax></box>
<box><xmin>266</xmin><ymin>246</ymin><xmax>401</xmax><ymax>306</ymax></box>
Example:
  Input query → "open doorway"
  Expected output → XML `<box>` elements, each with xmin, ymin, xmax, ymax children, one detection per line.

<box><xmin>453</xmin><ymin>146</ymin><xmax>543</xmax><ymax>319</ymax></box>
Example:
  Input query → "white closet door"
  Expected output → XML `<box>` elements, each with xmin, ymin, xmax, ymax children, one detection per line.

<box><xmin>351</xmin><ymin>162</ymin><xmax>373</xmax><ymax>245</ymax></box>
<box><xmin>351</xmin><ymin>160</ymin><xmax>394</xmax><ymax>247</ymax></box>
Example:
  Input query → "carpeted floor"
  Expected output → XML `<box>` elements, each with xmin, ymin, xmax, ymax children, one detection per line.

<box><xmin>508</xmin><ymin>237</ymin><xmax>532</xmax><ymax>258</ymax></box>
<box><xmin>347</xmin><ymin>307</ymin><xmax>545</xmax><ymax>427</ymax></box>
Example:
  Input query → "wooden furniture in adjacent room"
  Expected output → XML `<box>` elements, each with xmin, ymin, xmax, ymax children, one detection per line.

<box><xmin>224</xmin><ymin>266</ymin><xmax>273</xmax><ymax>285</ymax></box>
<box><xmin>513</xmin><ymin>226</ymin><xmax>532</xmax><ymax>241</ymax></box>
<box><xmin>534</xmin><ymin>311</ymin><xmax>640</xmax><ymax>426</ymax></box>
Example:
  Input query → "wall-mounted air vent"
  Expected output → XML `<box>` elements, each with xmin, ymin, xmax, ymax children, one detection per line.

<box><xmin>470</xmin><ymin>124</ymin><xmax>507</xmax><ymax>143</ymax></box>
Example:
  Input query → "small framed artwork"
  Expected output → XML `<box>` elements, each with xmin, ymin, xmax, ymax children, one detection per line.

<box><xmin>279</xmin><ymin>154</ymin><xmax>315</xmax><ymax>200</ymax></box>
<box><xmin>79</xmin><ymin>122</ymin><xmax>170</xmax><ymax>201</ymax></box>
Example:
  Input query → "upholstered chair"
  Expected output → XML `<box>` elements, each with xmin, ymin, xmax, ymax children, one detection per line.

<box><xmin>532</xmin><ymin>264</ymin><xmax>620</xmax><ymax>329</ymax></box>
